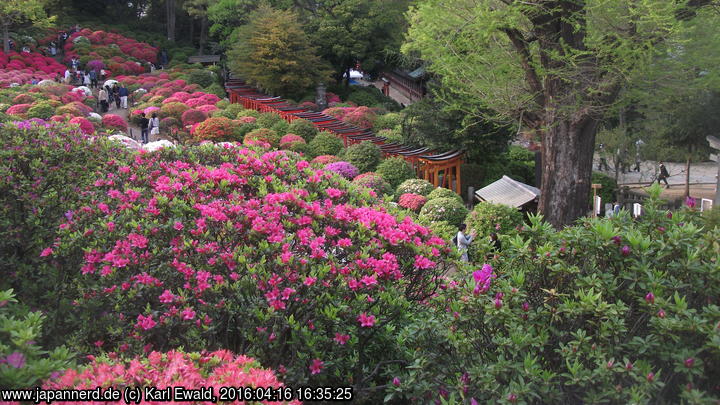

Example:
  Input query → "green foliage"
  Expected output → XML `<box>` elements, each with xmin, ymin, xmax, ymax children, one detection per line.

<box><xmin>375</xmin><ymin>157</ymin><xmax>415</xmax><ymax>190</ymax></box>
<box><xmin>343</xmin><ymin>141</ymin><xmax>382</xmax><ymax>174</ymax></box>
<box><xmin>426</xmin><ymin>187</ymin><xmax>463</xmax><ymax>204</ymax></box>
<box><xmin>256</xmin><ymin>112</ymin><xmax>283</xmax><ymax>129</ymax></box>
<box><xmin>227</xmin><ymin>5</ymin><xmax>331</xmax><ymax>96</ymax></box>
<box><xmin>702</xmin><ymin>206</ymin><xmax>720</xmax><ymax>231</ymax></box>
<box><xmin>0</xmin><ymin>121</ymin><xmax>130</xmax><ymax>348</ymax></box>
<box><xmin>0</xmin><ymin>0</ymin><xmax>55</xmax><ymax>52</ymax></box>
<box><xmin>592</xmin><ymin>172</ymin><xmax>618</xmax><ymax>205</ymax></box>
<box><xmin>373</xmin><ymin>112</ymin><xmax>402</xmax><ymax>132</ymax></box>
<box><xmin>345</xmin><ymin>86</ymin><xmax>400</xmax><ymax>111</ymax></box>
<box><xmin>466</xmin><ymin>202</ymin><xmax>524</xmax><ymax>236</ymax></box>
<box><xmin>244</xmin><ymin>128</ymin><xmax>279</xmax><ymax>148</ymax></box>
<box><xmin>394</xmin><ymin>200</ymin><xmax>720</xmax><ymax>403</ymax></box>
<box><xmin>308</xmin><ymin>132</ymin><xmax>343</xmax><ymax>157</ymax></box>
<box><xmin>188</xmin><ymin>69</ymin><xmax>215</xmax><ymax>88</ymax></box>
<box><xmin>0</xmin><ymin>289</ymin><xmax>75</xmax><ymax>388</ymax></box>
<box><xmin>26</xmin><ymin>102</ymin><xmax>54</xmax><ymax>120</ymax></box>
<box><xmin>204</xmin><ymin>83</ymin><xmax>226</xmax><ymax>99</ymax></box>
<box><xmin>418</xmin><ymin>197</ymin><xmax>468</xmax><ymax>227</ymax></box>
<box><xmin>287</xmin><ymin>119</ymin><xmax>317</xmax><ymax>142</ymax></box>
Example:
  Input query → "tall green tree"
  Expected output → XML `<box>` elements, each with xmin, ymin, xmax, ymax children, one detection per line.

<box><xmin>1</xmin><ymin>0</ymin><xmax>54</xmax><ymax>53</ymax></box>
<box><xmin>183</xmin><ymin>0</ymin><xmax>212</xmax><ymax>55</ymax></box>
<box><xmin>207</xmin><ymin>0</ymin><xmax>291</xmax><ymax>50</ymax></box>
<box><xmin>404</xmin><ymin>0</ymin><xmax>713</xmax><ymax>227</ymax></box>
<box><xmin>227</xmin><ymin>5</ymin><xmax>330</xmax><ymax>96</ymax></box>
<box><xmin>297</xmin><ymin>0</ymin><xmax>411</xmax><ymax>81</ymax></box>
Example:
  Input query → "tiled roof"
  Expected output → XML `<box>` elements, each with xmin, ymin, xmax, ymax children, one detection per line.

<box><xmin>475</xmin><ymin>175</ymin><xmax>540</xmax><ymax>208</ymax></box>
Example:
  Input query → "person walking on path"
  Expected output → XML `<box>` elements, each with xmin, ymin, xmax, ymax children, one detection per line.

<box><xmin>149</xmin><ymin>113</ymin><xmax>160</xmax><ymax>139</ymax></box>
<box><xmin>89</xmin><ymin>69</ymin><xmax>97</xmax><ymax>89</ymax></box>
<box><xmin>656</xmin><ymin>162</ymin><xmax>670</xmax><ymax>188</ymax></box>
<box><xmin>455</xmin><ymin>223</ymin><xmax>475</xmax><ymax>263</ymax></box>
<box><xmin>98</xmin><ymin>87</ymin><xmax>109</xmax><ymax>113</ymax></box>
<box><xmin>113</xmin><ymin>85</ymin><xmax>121</xmax><ymax>109</ymax></box>
<box><xmin>119</xmin><ymin>85</ymin><xmax>129</xmax><ymax>109</ymax></box>
<box><xmin>105</xmin><ymin>85</ymin><xmax>114</xmax><ymax>108</ymax></box>
<box><xmin>139</xmin><ymin>113</ymin><xmax>150</xmax><ymax>144</ymax></box>
<box><xmin>83</xmin><ymin>71</ymin><xmax>91</xmax><ymax>87</ymax></box>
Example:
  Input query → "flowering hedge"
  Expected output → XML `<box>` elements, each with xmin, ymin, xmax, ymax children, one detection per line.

<box><xmin>418</xmin><ymin>197</ymin><xmax>469</xmax><ymax>226</ymax></box>
<box><xmin>68</xmin><ymin>116</ymin><xmax>95</xmax><ymax>135</ymax></box>
<box><xmin>45</xmin><ymin>144</ymin><xmax>450</xmax><ymax>396</ymax></box>
<box><xmin>396</xmin><ymin>179</ymin><xmax>435</xmax><ymax>197</ymax></box>
<box><xmin>279</xmin><ymin>134</ymin><xmax>305</xmax><ymax>150</ymax></box>
<box><xmin>310</xmin><ymin>155</ymin><xmax>340</xmax><ymax>167</ymax></box>
<box><xmin>44</xmin><ymin>350</ymin><xmax>299</xmax><ymax>405</ymax></box>
<box><xmin>193</xmin><ymin>117</ymin><xmax>239</xmax><ymax>141</ymax></box>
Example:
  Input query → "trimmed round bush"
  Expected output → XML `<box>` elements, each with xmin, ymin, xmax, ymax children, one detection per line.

<box><xmin>377</xmin><ymin>128</ymin><xmax>403</xmax><ymax>143</ymax></box>
<box><xmin>373</xmin><ymin>112</ymin><xmax>402</xmax><ymax>131</ymax></box>
<box><xmin>396</xmin><ymin>178</ymin><xmax>435</xmax><ymax>197</ymax></box>
<box><xmin>159</xmin><ymin>102</ymin><xmax>190</xmax><ymax>120</ymax></box>
<box><xmin>419</xmin><ymin>197</ymin><xmax>469</xmax><ymax>226</ymax></box>
<box><xmin>311</xmin><ymin>155</ymin><xmax>340</xmax><ymax>167</ymax></box>
<box><xmin>375</xmin><ymin>157</ymin><xmax>416</xmax><ymax>190</ymax></box>
<box><xmin>193</xmin><ymin>116</ymin><xmax>239</xmax><ymax>141</ymax></box>
<box><xmin>427</xmin><ymin>187</ymin><xmax>463</xmax><ymax>204</ymax></box>
<box><xmin>288</xmin><ymin>119</ymin><xmax>318</xmax><ymax>142</ymax></box>
<box><xmin>343</xmin><ymin>141</ymin><xmax>382</xmax><ymax>173</ymax></box>
<box><xmin>324</xmin><ymin>161</ymin><xmax>359</xmax><ymax>180</ymax></box>
<box><xmin>465</xmin><ymin>202</ymin><xmax>524</xmax><ymax>237</ymax></box>
<box><xmin>279</xmin><ymin>134</ymin><xmax>305</xmax><ymax>149</ymax></box>
<box><xmin>181</xmin><ymin>108</ymin><xmax>208</xmax><ymax>126</ymax></box>
<box><xmin>256</xmin><ymin>112</ymin><xmax>284</xmax><ymax>128</ymax></box>
<box><xmin>351</xmin><ymin>172</ymin><xmax>392</xmax><ymax>196</ymax></box>
<box><xmin>308</xmin><ymin>132</ymin><xmax>343</xmax><ymax>156</ymax></box>
<box><xmin>244</xmin><ymin>128</ymin><xmax>280</xmax><ymax>148</ymax></box>
<box><xmin>398</xmin><ymin>193</ymin><xmax>428</xmax><ymax>212</ymax></box>
<box><xmin>187</xmin><ymin>69</ymin><xmax>214</xmax><ymax>87</ymax></box>
<box><xmin>101</xmin><ymin>114</ymin><xmax>128</xmax><ymax>132</ymax></box>
<box><xmin>68</xmin><ymin>116</ymin><xmax>95</xmax><ymax>135</ymax></box>
<box><xmin>288</xmin><ymin>141</ymin><xmax>314</xmax><ymax>158</ymax></box>
<box><xmin>27</xmin><ymin>102</ymin><xmax>55</xmax><ymax>120</ymax></box>
<box><xmin>160</xmin><ymin>117</ymin><xmax>181</xmax><ymax>130</ymax></box>
<box><xmin>6</xmin><ymin>103</ymin><xmax>32</xmax><ymax>116</ymax></box>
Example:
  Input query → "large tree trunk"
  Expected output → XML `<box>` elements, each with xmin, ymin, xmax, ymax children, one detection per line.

<box><xmin>198</xmin><ymin>17</ymin><xmax>207</xmax><ymax>55</ymax></box>
<box><xmin>3</xmin><ymin>24</ymin><xmax>9</xmax><ymax>54</ymax></box>
<box><xmin>538</xmin><ymin>116</ymin><xmax>600</xmax><ymax>228</ymax></box>
<box><xmin>166</xmin><ymin>0</ymin><xmax>176</xmax><ymax>42</ymax></box>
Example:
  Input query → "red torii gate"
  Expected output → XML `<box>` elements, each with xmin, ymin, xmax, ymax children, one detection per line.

<box><xmin>226</xmin><ymin>78</ymin><xmax>464</xmax><ymax>194</ymax></box>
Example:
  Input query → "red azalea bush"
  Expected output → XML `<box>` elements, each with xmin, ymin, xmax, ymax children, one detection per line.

<box><xmin>160</xmin><ymin>102</ymin><xmax>190</xmax><ymax>120</ymax></box>
<box><xmin>192</xmin><ymin>117</ymin><xmax>239</xmax><ymax>141</ymax></box>
<box><xmin>101</xmin><ymin>114</ymin><xmax>128</xmax><ymax>132</ymax></box>
<box><xmin>68</xmin><ymin>117</ymin><xmax>95</xmax><ymax>135</ymax></box>
<box><xmin>398</xmin><ymin>193</ymin><xmax>428</xmax><ymax>212</ymax></box>
<box><xmin>6</xmin><ymin>103</ymin><xmax>32</xmax><ymax>116</ymax></box>
<box><xmin>323</xmin><ymin>106</ymin><xmax>377</xmax><ymax>129</ymax></box>
<box><xmin>12</xmin><ymin>94</ymin><xmax>35</xmax><ymax>104</ymax></box>
<box><xmin>44</xmin><ymin>350</ymin><xmax>299</xmax><ymax>405</ymax></box>
<box><xmin>45</xmin><ymin>145</ymin><xmax>450</xmax><ymax>396</ymax></box>
<box><xmin>196</xmin><ymin>104</ymin><xmax>218</xmax><ymax>115</ymax></box>
<box><xmin>279</xmin><ymin>134</ymin><xmax>305</xmax><ymax>149</ymax></box>
<box><xmin>181</xmin><ymin>109</ymin><xmax>207</xmax><ymax>126</ymax></box>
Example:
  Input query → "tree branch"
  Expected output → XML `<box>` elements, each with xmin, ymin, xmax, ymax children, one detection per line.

<box><xmin>501</xmin><ymin>27</ymin><xmax>545</xmax><ymax>111</ymax></box>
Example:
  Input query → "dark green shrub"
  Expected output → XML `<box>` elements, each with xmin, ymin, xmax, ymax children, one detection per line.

<box><xmin>270</xmin><ymin>119</ymin><xmax>289</xmax><ymax>135</ymax></box>
<box><xmin>592</xmin><ymin>171</ymin><xmax>618</xmax><ymax>205</ymax></box>
<box><xmin>244</xmin><ymin>128</ymin><xmax>280</xmax><ymax>147</ymax></box>
<box><xmin>373</xmin><ymin>112</ymin><xmax>402</xmax><ymax>132</ymax></box>
<box><xmin>308</xmin><ymin>132</ymin><xmax>343</xmax><ymax>156</ymax></box>
<box><xmin>188</xmin><ymin>69</ymin><xmax>215</xmax><ymax>88</ymax></box>
<box><xmin>418</xmin><ymin>197</ymin><xmax>469</xmax><ymax>226</ymax></box>
<box><xmin>288</xmin><ymin>119</ymin><xmax>318</xmax><ymax>142</ymax></box>
<box><xmin>377</xmin><ymin>157</ymin><xmax>416</xmax><ymax>190</ymax></box>
<box><xmin>256</xmin><ymin>112</ymin><xmax>284</xmax><ymax>129</ymax></box>
<box><xmin>289</xmin><ymin>141</ymin><xmax>316</xmax><ymax>159</ymax></box>
<box><xmin>343</xmin><ymin>141</ymin><xmax>382</xmax><ymax>173</ymax></box>
<box><xmin>205</xmin><ymin>83</ymin><xmax>226</xmax><ymax>99</ymax></box>
<box><xmin>394</xmin><ymin>188</ymin><xmax>720</xmax><ymax>403</ymax></box>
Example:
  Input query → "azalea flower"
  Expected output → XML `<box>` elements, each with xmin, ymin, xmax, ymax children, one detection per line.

<box><xmin>357</xmin><ymin>312</ymin><xmax>376</xmax><ymax>327</ymax></box>
<box><xmin>309</xmin><ymin>358</ymin><xmax>324</xmax><ymax>375</ymax></box>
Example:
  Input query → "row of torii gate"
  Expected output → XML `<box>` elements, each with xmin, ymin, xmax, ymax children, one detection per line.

<box><xmin>225</xmin><ymin>78</ymin><xmax>464</xmax><ymax>194</ymax></box>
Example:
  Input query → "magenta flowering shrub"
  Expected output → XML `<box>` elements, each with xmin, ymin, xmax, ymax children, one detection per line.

<box><xmin>310</xmin><ymin>155</ymin><xmax>340</xmax><ymax>167</ymax></box>
<box><xmin>324</xmin><ymin>161</ymin><xmax>359</xmax><ymax>180</ymax></box>
<box><xmin>5</xmin><ymin>103</ymin><xmax>32</xmax><ymax>117</ymax></box>
<box><xmin>398</xmin><ymin>193</ymin><xmax>428</xmax><ymax>212</ymax></box>
<box><xmin>44</xmin><ymin>350</ymin><xmax>299</xmax><ymax>404</ymax></box>
<box><xmin>391</xmin><ymin>186</ymin><xmax>720</xmax><ymax>403</ymax></box>
<box><xmin>181</xmin><ymin>108</ymin><xmax>207</xmax><ymax>126</ymax></box>
<box><xmin>279</xmin><ymin>134</ymin><xmax>305</xmax><ymax>149</ymax></box>
<box><xmin>47</xmin><ymin>145</ymin><xmax>450</xmax><ymax>395</ymax></box>
<box><xmin>68</xmin><ymin>117</ymin><xmax>95</xmax><ymax>135</ymax></box>
<box><xmin>101</xmin><ymin>114</ymin><xmax>128</xmax><ymax>132</ymax></box>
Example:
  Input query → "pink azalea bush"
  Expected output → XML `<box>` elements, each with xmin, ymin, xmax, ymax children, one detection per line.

<box><xmin>101</xmin><ymin>114</ymin><xmax>128</xmax><ymax>132</ymax></box>
<box><xmin>68</xmin><ymin>116</ymin><xmax>95</xmax><ymax>135</ymax></box>
<box><xmin>181</xmin><ymin>108</ymin><xmax>207</xmax><ymax>126</ymax></box>
<box><xmin>398</xmin><ymin>193</ymin><xmax>428</xmax><ymax>212</ymax></box>
<box><xmin>323</xmin><ymin>106</ymin><xmax>377</xmax><ymax>128</ymax></box>
<box><xmin>279</xmin><ymin>134</ymin><xmax>305</xmax><ymax>149</ymax></box>
<box><xmin>311</xmin><ymin>155</ymin><xmax>340</xmax><ymax>167</ymax></box>
<box><xmin>352</xmin><ymin>172</ymin><xmax>393</xmax><ymax>196</ymax></box>
<box><xmin>46</xmin><ymin>145</ymin><xmax>450</xmax><ymax>392</ymax></box>
<box><xmin>44</xmin><ymin>350</ymin><xmax>299</xmax><ymax>405</ymax></box>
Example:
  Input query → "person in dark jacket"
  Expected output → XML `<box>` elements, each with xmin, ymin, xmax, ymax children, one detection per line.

<box><xmin>119</xmin><ymin>85</ymin><xmax>129</xmax><ymax>109</ymax></box>
<box><xmin>656</xmin><ymin>162</ymin><xmax>670</xmax><ymax>188</ymax></box>
<box><xmin>139</xmin><ymin>113</ymin><xmax>149</xmax><ymax>144</ymax></box>
<box><xmin>113</xmin><ymin>85</ymin><xmax>121</xmax><ymax>109</ymax></box>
